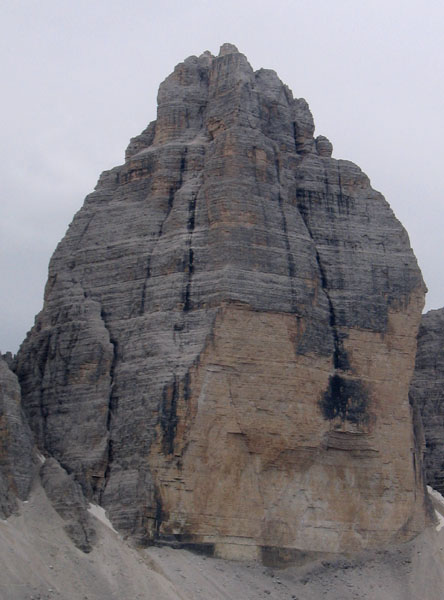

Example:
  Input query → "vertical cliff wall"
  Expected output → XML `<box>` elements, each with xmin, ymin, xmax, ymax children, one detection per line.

<box><xmin>0</xmin><ymin>357</ymin><xmax>34</xmax><ymax>518</ymax></box>
<box><xmin>410</xmin><ymin>308</ymin><xmax>444</xmax><ymax>495</ymax></box>
<box><xmin>15</xmin><ymin>44</ymin><xmax>428</xmax><ymax>558</ymax></box>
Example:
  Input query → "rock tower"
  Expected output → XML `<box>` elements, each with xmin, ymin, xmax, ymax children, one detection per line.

<box><xmin>14</xmin><ymin>44</ymin><xmax>428</xmax><ymax>560</ymax></box>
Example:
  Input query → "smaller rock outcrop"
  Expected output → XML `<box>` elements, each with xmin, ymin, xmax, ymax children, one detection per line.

<box><xmin>40</xmin><ymin>458</ymin><xmax>97</xmax><ymax>552</ymax></box>
<box><xmin>411</xmin><ymin>308</ymin><xmax>444</xmax><ymax>495</ymax></box>
<box><xmin>0</xmin><ymin>356</ymin><xmax>34</xmax><ymax>518</ymax></box>
<box><xmin>315</xmin><ymin>135</ymin><xmax>333</xmax><ymax>157</ymax></box>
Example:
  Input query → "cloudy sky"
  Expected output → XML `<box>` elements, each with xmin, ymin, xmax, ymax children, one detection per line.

<box><xmin>1</xmin><ymin>0</ymin><xmax>443</xmax><ymax>353</ymax></box>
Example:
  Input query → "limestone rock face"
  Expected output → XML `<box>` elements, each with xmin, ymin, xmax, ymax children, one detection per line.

<box><xmin>0</xmin><ymin>357</ymin><xmax>34</xmax><ymax>518</ymax></box>
<box><xmin>410</xmin><ymin>308</ymin><xmax>444</xmax><ymax>495</ymax></box>
<box><xmin>15</xmin><ymin>44</ymin><xmax>428</xmax><ymax>557</ymax></box>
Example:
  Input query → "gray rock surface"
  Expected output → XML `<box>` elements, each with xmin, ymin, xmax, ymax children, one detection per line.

<box><xmin>40</xmin><ymin>457</ymin><xmax>97</xmax><ymax>552</ymax></box>
<box><xmin>14</xmin><ymin>44</ymin><xmax>427</xmax><ymax>552</ymax></box>
<box><xmin>315</xmin><ymin>134</ymin><xmax>333</xmax><ymax>157</ymax></box>
<box><xmin>0</xmin><ymin>357</ymin><xmax>34</xmax><ymax>518</ymax></box>
<box><xmin>410</xmin><ymin>308</ymin><xmax>444</xmax><ymax>494</ymax></box>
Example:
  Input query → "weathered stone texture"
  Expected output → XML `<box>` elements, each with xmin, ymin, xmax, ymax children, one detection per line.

<box><xmin>15</xmin><ymin>44</ymin><xmax>428</xmax><ymax>556</ymax></box>
<box><xmin>410</xmin><ymin>308</ymin><xmax>444</xmax><ymax>495</ymax></box>
<box><xmin>150</xmin><ymin>297</ymin><xmax>427</xmax><ymax>558</ymax></box>
<box><xmin>0</xmin><ymin>357</ymin><xmax>34</xmax><ymax>518</ymax></box>
<box><xmin>40</xmin><ymin>457</ymin><xmax>97</xmax><ymax>552</ymax></box>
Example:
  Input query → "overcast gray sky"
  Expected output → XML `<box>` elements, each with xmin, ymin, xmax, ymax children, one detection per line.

<box><xmin>1</xmin><ymin>0</ymin><xmax>443</xmax><ymax>353</ymax></box>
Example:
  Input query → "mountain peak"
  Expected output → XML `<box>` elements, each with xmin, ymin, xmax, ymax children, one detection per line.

<box><xmin>9</xmin><ymin>45</ymin><xmax>429</xmax><ymax>561</ymax></box>
<box><xmin>218</xmin><ymin>42</ymin><xmax>240</xmax><ymax>56</ymax></box>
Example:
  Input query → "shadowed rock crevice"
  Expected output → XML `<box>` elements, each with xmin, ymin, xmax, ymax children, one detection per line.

<box><xmin>99</xmin><ymin>311</ymin><xmax>118</xmax><ymax>503</ymax></box>
<box><xmin>182</xmin><ymin>191</ymin><xmax>197</xmax><ymax>312</ymax></box>
<box><xmin>295</xmin><ymin>195</ymin><xmax>350</xmax><ymax>372</ymax></box>
<box><xmin>160</xmin><ymin>378</ymin><xmax>179</xmax><ymax>456</ymax></box>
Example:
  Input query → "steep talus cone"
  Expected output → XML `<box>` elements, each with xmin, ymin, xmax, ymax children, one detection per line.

<box><xmin>410</xmin><ymin>308</ymin><xmax>444</xmax><ymax>495</ymax></box>
<box><xmin>16</xmin><ymin>44</ymin><xmax>428</xmax><ymax>558</ymax></box>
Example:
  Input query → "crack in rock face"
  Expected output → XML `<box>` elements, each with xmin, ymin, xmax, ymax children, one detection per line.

<box><xmin>13</xmin><ymin>44</ymin><xmax>429</xmax><ymax>558</ymax></box>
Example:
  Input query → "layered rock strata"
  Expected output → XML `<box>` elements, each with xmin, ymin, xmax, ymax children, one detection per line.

<box><xmin>40</xmin><ymin>458</ymin><xmax>97</xmax><ymax>552</ymax></box>
<box><xmin>410</xmin><ymin>308</ymin><xmax>444</xmax><ymax>495</ymax></box>
<box><xmin>0</xmin><ymin>357</ymin><xmax>34</xmax><ymax>518</ymax></box>
<box><xmin>15</xmin><ymin>43</ymin><xmax>428</xmax><ymax>558</ymax></box>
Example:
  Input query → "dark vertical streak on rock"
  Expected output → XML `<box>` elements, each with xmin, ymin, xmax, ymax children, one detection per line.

<box><xmin>183</xmin><ymin>192</ymin><xmax>197</xmax><ymax>312</ymax></box>
<box><xmin>37</xmin><ymin>335</ymin><xmax>51</xmax><ymax>449</ymax></box>
<box><xmin>106</xmin><ymin>336</ymin><xmax>119</xmax><ymax>431</ymax></box>
<box><xmin>292</xmin><ymin>122</ymin><xmax>298</xmax><ymax>152</ymax></box>
<box><xmin>278</xmin><ymin>193</ymin><xmax>298</xmax><ymax>313</ymax></box>
<box><xmin>183</xmin><ymin>371</ymin><xmax>191</xmax><ymax>404</ymax></box>
<box><xmin>296</xmin><ymin>192</ymin><xmax>349</xmax><ymax>371</ymax></box>
<box><xmin>161</xmin><ymin>378</ymin><xmax>179</xmax><ymax>455</ymax></box>
<box><xmin>336</xmin><ymin>165</ymin><xmax>351</xmax><ymax>216</ymax></box>
<box><xmin>154</xmin><ymin>488</ymin><xmax>163</xmax><ymax>539</ymax></box>
<box><xmin>159</xmin><ymin>183</ymin><xmax>179</xmax><ymax>239</ymax></box>
<box><xmin>75</xmin><ymin>214</ymin><xmax>95</xmax><ymax>251</ymax></box>
<box><xmin>99</xmin><ymin>308</ymin><xmax>119</xmax><ymax>502</ymax></box>
<box><xmin>314</xmin><ymin>249</ymin><xmax>348</xmax><ymax>370</ymax></box>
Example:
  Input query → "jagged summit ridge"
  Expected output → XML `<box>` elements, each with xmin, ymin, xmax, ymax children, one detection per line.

<box><xmin>13</xmin><ymin>44</ymin><xmax>427</xmax><ymax>560</ymax></box>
